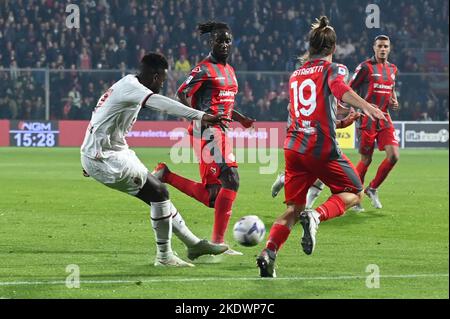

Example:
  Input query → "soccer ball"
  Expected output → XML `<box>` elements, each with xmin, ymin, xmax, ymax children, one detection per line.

<box><xmin>233</xmin><ymin>215</ymin><xmax>266</xmax><ymax>247</ymax></box>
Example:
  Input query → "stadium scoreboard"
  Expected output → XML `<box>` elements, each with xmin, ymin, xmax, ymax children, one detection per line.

<box><xmin>9</xmin><ymin>121</ymin><xmax>59</xmax><ymax>147</ymax></box>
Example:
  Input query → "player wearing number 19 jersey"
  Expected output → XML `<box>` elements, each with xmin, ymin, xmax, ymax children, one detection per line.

<box><xmin>257</xmin><ymin>16</ymin><xmax>387</xmax><ymax>277</ymax></box>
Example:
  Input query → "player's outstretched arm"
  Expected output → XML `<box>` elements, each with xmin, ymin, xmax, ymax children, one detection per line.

<box><xmin>145</xmin><ymin>94</ymin><xmax>205</xmax><ymax>120</ymax></box>
<box><xmin>341</xmin><ymin>90</ymin><xmax>386</xmax><ymax>121</ymax></box>
<box><xmin>145</xmin><ymin>94</ymin><xmax>229</xmax><ymax>126</ymax></box>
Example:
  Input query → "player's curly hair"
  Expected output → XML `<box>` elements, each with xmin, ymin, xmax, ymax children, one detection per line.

<box><xmin>298</xmin><ymin>16</ymin><xmax>336</xmax><ymax>64</ymax></box>
<box><xmin>140</xmin><ymin>52</ymin><xmax>169</xmax><ymax>74</ymax></box>
<box><xmin>197</xmin><ymin>21</ymin><xmax>230</xmax><ymax>35</ymax></box>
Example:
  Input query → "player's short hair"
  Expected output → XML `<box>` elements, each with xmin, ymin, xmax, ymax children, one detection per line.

<box><xmin>140</xmin><ymin>52</ymin><xmax>169</xmax><ymax>74</ymax></box>
<box><xmin>308</xmin><ymin>16</ymin><xmax>336</xmax><ymax>57</ymax></box>
<box><xmin>198</xmin><ymin>21</ymin><xmax>230</xmax><ymax>35</ymax></box>
<box><xmin>374</xmin><ymin>35</ymin><xmax>390</xmax><ymax>43</ymax></box>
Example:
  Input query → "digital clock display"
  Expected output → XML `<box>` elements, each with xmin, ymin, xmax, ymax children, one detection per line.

<box><xmin>9</xmin><ymin>121</ymin><xmax>59</xmax><ymax>147</ymax></box>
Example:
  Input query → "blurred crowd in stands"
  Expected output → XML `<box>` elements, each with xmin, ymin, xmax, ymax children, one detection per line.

<box><xmin>0</xmin><ymin>0</ymin><xmax>448</xmax><ymax>121</ymax></box>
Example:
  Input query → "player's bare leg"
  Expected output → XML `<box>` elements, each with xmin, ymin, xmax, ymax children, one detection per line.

<box><xmin>366</xmin><ymin>145</ymin><xmax>399</xmax><ymax>209</ymax></box>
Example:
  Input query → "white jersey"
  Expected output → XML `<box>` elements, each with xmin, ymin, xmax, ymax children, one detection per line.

<box><xmin>81</xmin><ymin>74</ymin><xmax>205</xmax><ymax>159</ymax></box>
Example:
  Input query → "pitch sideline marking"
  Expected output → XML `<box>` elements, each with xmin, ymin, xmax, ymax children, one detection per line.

<box><xmin>0</xmin><ymin>273</ymin><xmax>448</xmax><ymax>287</ymax></box>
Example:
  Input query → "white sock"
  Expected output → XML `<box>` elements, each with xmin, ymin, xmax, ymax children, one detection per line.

<box><xmin>306</xmin><ymin>181</ymin><xmax>324</xmax><ymax>209</ymax></box>
<box><xmin>150</xmin><ymin>200</ymin><xmax>173</xmax><ymax>259</ymax></box>
<box><xmin>169</xmin><ymin>202</ymin><xmax>201</xmax><ymax>247</ymax></box>
<box><xmin>280</xmin><ymin>174</ymin><xmax>285</xmax><ymax>184</ymax></box>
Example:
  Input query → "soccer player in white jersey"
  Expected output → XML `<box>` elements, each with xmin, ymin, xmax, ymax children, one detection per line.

<box><xmin>81</xmin><ymin>53</ymin><xmax>230</xmax><ymax>267</ymax></box>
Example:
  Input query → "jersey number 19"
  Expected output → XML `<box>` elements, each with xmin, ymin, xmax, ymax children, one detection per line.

<box><xmin>290</xmin><ymin>79</ymin><xmax>317</xmax><ymax>118</ymax></box>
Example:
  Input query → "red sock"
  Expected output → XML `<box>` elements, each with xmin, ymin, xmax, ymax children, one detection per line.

<box><xmin>369</xmin><ymin>158</ymin><xmax>396</xmax><ymax>189</ymax></box>
<box><xmin>212</xmin><ymin>188</ymin><xmax>237</xmax><ymax>243</ymax></box>
<box><xmin>316</xmin><ymin>195</ymin><xmax>346</xmax><ymax>222</ymax></box>
<box><xmin>356</xmin><ymin>161</ymin><xmax>370</xmax><ymax>184</ymax></box>
<box><xmin>266</xmin><ymin>223</ymin><xmax>291</xmax><ymax>253</ymax></box>
<box><xmin>166</xmin><ymin>172</ymin><xmax>210</xmax><ymax>207</ymax></box>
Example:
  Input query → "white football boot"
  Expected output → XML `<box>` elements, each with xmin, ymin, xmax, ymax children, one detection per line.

<box><xmin>350</xmin><ymin>203</ymin><xmax>365</xmax><ymax>213</ymax></box>
<box><xmin>222</xmin><ymin>247</ymin><xmax>243</xmax><ymax>256</ymax></box>
<box><xmin>271</xmin><ymin>172</ymin><xmax>285</xmax><ymax>198</ymax></box>
<box><xmin>154</xmin><ymin>253</ymin><xmax>195</xmax><ymax>267</ymax></box>
<box><xmin>299</xmin><ymin>210</ymin><xmax>321</xmax><ymax>255</ymax></box>
<box><xmin>365</xmin><ymin>187</ymin><xmax>383</xmax><ymax>209</ymax></box>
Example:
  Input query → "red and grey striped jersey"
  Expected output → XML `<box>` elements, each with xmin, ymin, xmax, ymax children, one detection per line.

<box><xmin>350</xmin><ymin>56</ymin><xmax>398</xmax><ymax>130</ymax></box>
<box><xmin>177</xmin><ymin>53</ymin><xmax>238</xmax><ymax>130</ymax></box>
<box><xmin>284</xmin><ymin>59</ymin><xmax>351</xmax><ymax>160</ymax></box>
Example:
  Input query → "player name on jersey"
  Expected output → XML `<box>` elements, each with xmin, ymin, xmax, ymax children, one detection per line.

<box><xmin>293</xmin><ymin>65</ymin><xmax>325</xmax><ymax>76</ymax></box>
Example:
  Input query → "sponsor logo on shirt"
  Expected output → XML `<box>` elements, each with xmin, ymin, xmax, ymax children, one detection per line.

<box><xmin>218</xmin><ymin>90</ymin><xmax>236</xmax><ymax>97</ymax></box>
<box><xmin>373</xmin><ymin>83</ymin><xmax>393</xmax><ymax>90</ymax></box>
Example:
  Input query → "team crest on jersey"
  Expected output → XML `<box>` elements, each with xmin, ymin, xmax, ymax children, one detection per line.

<box><xmin>192</xmin><ymin>66</ymin><xmax>201</xmax><ymax>73</ymax></box>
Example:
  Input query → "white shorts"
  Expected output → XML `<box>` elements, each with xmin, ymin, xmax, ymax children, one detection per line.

<box><xmin>81</xmin><ymin>149</ymin><xmax>149</xmax><ymax>195</ymax></box>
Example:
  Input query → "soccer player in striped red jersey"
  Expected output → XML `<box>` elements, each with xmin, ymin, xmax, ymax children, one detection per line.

<box><xmin>152</xmin><ymin>21</ymin><xmax>255</xmax><ymax>256</ymax></box>
<box><xmin>257</xmin><ymin>16</ymin><xmax>386</xmax><ymax>277</ymax></box>
<box><xmin>350</xmin><ymin>35</ymin><xmax>400</xmax><ymax>210</ymax></box>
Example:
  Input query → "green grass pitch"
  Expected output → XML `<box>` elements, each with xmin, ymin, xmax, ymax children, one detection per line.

<box><xmin>0</xmin><ymin>147</ymin><xmax>448</xmax><ymax>298</ymax></box>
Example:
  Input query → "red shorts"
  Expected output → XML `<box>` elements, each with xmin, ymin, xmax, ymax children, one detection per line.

<box><xmin>358</xmin><ymin>127</ymin><xmax>399</xmax><ymax>155</ymax></box>
<box><xmin>284</xmin><ymin>149</ymin><xmax>363</xmax><ymax>206</ymax></box>
<box><xmin>191</xmin><ymin>127</ymin><xmax>237</xmax><ymax>185</ymax></box>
